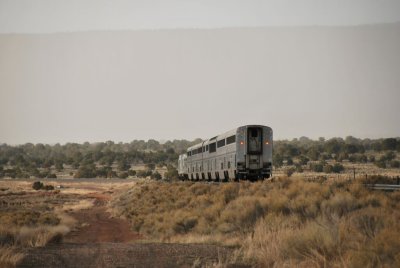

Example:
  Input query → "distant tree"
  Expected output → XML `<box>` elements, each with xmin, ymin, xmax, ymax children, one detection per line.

<box><xmin>117</xmin><ymin>160</ymin><xmax>130</xmax><ymax>171</ymax></box>
<box><xmin>273</xmin><ymin>154</ymin><xmax>283</xmax><ymax>168</ymax></box>
<box><xmin>74</xmin><ymin>164</ymin><xmax>96</xmax><ymax>178</ymax></box>
<box><xmin>55</xmin><ymin>161</ymin><xmax>63</xmax><ymax>171</ymax></box>
<box><xmin>146</xmin><ymin>163</ymin><xmax>155</xmax><ymax>171</ymax></box>
<box><xmin>384</xmin><ymin>151</ymin><xmax>396</xmax><ymax>161</ymax></box>
<box><xmin>118</xmin><ymin>172</ymin><xmax>129</xmax><ymax>179</ymax></box>
<box><xmin>164</xmin><ymin>165</ymin><xmax>178</xmax><ymax>180</ymax></box>
<box><xmin>151</xmin><ymin>171</ymin><xmax>162</xmax><ymax>180</ymax></box>
<box><xmin>295</xmin><ymin>164</ymin><xmax>303</xmax><ymax>173</ymax></box>
<box><xmin>390</xmin><ymin>160</ymin><xmax>400</xmax><ymax>168</ymax></box>
<box><xmin>128</xmin><ymin>170</ymin><xmax>137</xmax><ymax>176</ymax></box>
<box><xmin>46</xmin><ymin>173</ymin><xmax>57</xmax><ymax>179</ymax></box>
<box><xmin>310</xmin><ymin>163</ymin><xmax>323</xmax><ymax>173</ymax></box>
<box><xmin>298</xmin><ymin>155</ymin><xmax>309</xmax><ymax>165</ymax></box>
<box><xmin>375</xmin><ymin>161</ymin><xmax>386</xmax><ymax>169</ymax></box>
<box><xmin>382</xmin><ymin>138</ymin><xmax>397</xmax><ymax>151</ymax></box>
<box><xmin>332</xmin><ymin>163</ymin><xmax>344</xmax><ymax>173</ymax></box>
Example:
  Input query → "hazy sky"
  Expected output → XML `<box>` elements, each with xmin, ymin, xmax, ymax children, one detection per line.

<box><xmin>1</xmin><ymin>0</ymin><xmax>400</xmax><ymax>33</ymax></box>
<box><xmin>0</xmin><ymin>1</ymin><xmax>400</xmax><ymax>144</ymax></box>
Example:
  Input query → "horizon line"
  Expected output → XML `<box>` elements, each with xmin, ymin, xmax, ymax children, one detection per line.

<box><xmin>1</xmin><ymin>21</ymin><xmax>400</xmax><ymax>35</ymax></box>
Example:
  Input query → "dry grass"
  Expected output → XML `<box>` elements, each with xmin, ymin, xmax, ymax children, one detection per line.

<box><xmin>111</xmin><ymin>177</ymin><xmax>400</xmax><ymax>267</ymax></box>
<box><xmin>61</xmin><ymin>199</ymin><xmax>94</xmax><ymax>211</ymax></box>
<box><xmin>0</xmin><ymin>179</ymin><xmax>121</xmax><ymax>267</ymax></box>
<box><xmin>0</xmin><ymin>247</ymin><xmax>24</xmax><ymax>268</ymax></box>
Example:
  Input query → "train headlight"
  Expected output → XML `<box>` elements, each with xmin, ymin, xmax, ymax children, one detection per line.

<box><xmin>265</xmin><ymin>141</ymin><xmax>269</xmax><ymax>145</ymax></box>
<box><xmin>240</xmin><ymin>141</ymin><xmax>244</xmax><ymax>145</ymax></box>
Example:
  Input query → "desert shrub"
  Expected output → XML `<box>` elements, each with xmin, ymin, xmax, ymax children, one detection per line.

<box><xmin>111</xmin><ymin>179</ymin><xmax>400</xmax><ymax>267</ymax></box>
<box><xmin>361</xmin><ymin>175</ymin><xmax>395</xmax><ymax>184</ymax></box>
<box><xmin>390</xmin><ymin>160</ymin><xmax>400</xmax><ymax>168</ymax></box>
<box><xmin>0</xmin><ymin>211</ymin><xmax>60</xmax><ymax>227</ymax></box>
<box><xmin>0</xmin><ymin>229</ymin><xmax>15</xmax><ymax>247</ymax></box>
<box><xmin>118</xmin><ymin>172</ymin><xmax>128</xmax><ymax>179</ymax></box>
<box><xmin>221</xmin><ymin>184</ymin><xmax>239</xmax><ymax>204</ymax></box>
<box><xmin>285</xmin><ymin>168</ymin><xmax>295</xmax><ymax>177</ymax></box>
<box><xmin>347</xmin><ymin>208</ymin><xmax>400</xmax><ymax>267</ymax></box>
<box><xmin>128</xmin><ymin>170</ymin><xmax>136</xmax><ymax>176</ymax></box>
<box><xmin>240</xmin><ymin>214</ymin><xmax>302</xmax><ymax>267</ymax></box>
<box><xmin>173</xmin><ymin>216</ymin><xmax>198</xmax><ymax>234</ymax></box>
<box><xmin>32</xmin><ymin>181</ymin><xmax>54</xmax><ymax>191</ymax></box>
<box><xmin>42</xmin><ymin>185</ymin><xmax>54</xmax><ymax>191</ymax></box>
<box><xmin>295</xmin><ymin>164</ymin><xmax>303</xmax><ymax>173</ymax></box>
<box><xmin>321</xmin><ymin>192</ymin><xmax>359</xmax><ymax>217</ymax></box>
<box><xmin>220</xmin><ymin>196</ymin><xmax>264</xmax><ymax>233</ymax></box>
<box><xmin>375</xmin><ymin>161</ymin><xmax>387</xmax><ymax>168</ymax></box>
<box><xmin>0</xmin><ymin>247</ymin><xmax>25</xmax><ymax>268</ymax></box>
<box><xmin>282</xmin><ymin>220</ymin><xmax>342</xmax><ymax>266</ymax></box>
<box><xmin>323</xmin><ymin>164</ymin><xmax>333</xmax><ymax>173</ymax></box>
<box><xmin>136</xmin><ymin>170</ymin><xmax>152</xmax><ymax>178</ymax></box>
<box><xmin>310</xmin><ymin>163</ymin><xmax>323</xmax><ymax>172</ymax></box>
<box><xmin>16</xmin><ymin>225</ymin><xmax>69</xmax><ymax>247</ymax></box>
<box><xmin>332</xmin><ymin>163</ymin><xmax>344</xmax><ymax>173</ymax></box>
<box><xmin>37</xmin><ymin>213</ymin><xmax>60</xmax><ymax>226</ymax></box>
<box><xmin>32</xmin><ymin>181</ymin><xmax>43</xmax><ymax>190</ymax></box>
<box><xmin>151</xmin><ymin>171</ymin><xmax>162</xmax><ymax>180</ymax></box>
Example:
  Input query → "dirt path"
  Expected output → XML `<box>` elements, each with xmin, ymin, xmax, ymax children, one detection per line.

<box><xmin>63</xmin><ymin>193</ymin><xmax>141</xmax><ymax>243</ymax></box>
<box><xmin>17</xmin><ymin>190</ymin><xmax>249</xmax><ymax>268</ymax></box>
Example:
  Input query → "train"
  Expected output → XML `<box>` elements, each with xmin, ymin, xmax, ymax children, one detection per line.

<box><xmin>178</xmin><ymin>125</ymin><xmax>273</xmax><ymax>181</ymax></box>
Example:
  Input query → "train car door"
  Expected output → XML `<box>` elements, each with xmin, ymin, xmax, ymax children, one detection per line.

<box><xmin>247</xmin><ymin>127</ymin><xmax>262</xmax><ymax>154</ymax></box>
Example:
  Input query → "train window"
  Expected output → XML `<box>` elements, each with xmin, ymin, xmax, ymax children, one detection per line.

<box><xmin>217</xmin><ymin>139</ymin><xmax>226</xmax><ymax>148</ymax></box>
<box><xmin>209</xmin><ymin>142</ymin><xmax>216</xmax><ymax>153</ymax></box>
<box><xmin>226</xmin><ymin>135</ymin><xmax>236</xmax><ymax>144</ymax></box>
<box><xmin>198</xmin><ymin>148</ymin><xmax>202</xmax><ymax>154</ymax></box>
<box><xmin>228</xmin><ymin>161</ymin><xmax>230</xmax><ymax>168</ymax></box>
<box><xmin>221</xmin><ymin>162</ymin><xmax>223</xmax><ymax>169</ymax></box>
<box><xmin>206</xmin><ymin>145</ymin><xmax>209</xmax><ymax>151</ymax></box>
<box><xmin>251</xmin><ymin>129</ymin><xmax>258</xmax><ymax>137</ymax></box>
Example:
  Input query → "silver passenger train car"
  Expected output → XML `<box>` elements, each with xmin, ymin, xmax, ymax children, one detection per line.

<box><xmin>178</xmin><ymin>125</ymin><xmax>273</xmax><ymax>181</ymax></box>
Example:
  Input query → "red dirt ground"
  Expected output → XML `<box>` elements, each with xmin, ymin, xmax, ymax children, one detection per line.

<box><xmin>63</xmin><ymin>193</ymin><xmax>142</xmax><ymax>243</ymax></box>
<box><xmin>17</xmin><ymin>190</ymin><xmax>249</xmax><ymax>267</ymax></box>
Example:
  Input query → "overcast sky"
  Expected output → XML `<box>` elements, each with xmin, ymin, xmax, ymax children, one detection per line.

<box><xmin>1</xmin><ymin>0</ymin><xmax>400</xmax><ymax>33</ymax></box>
<box><xmin>0</xmin><ymin>1</ymin><xmax>400</xmax><ymax>144</ymax></box>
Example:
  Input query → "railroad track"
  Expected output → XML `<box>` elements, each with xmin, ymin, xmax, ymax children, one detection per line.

<box><xmin>365</xmin><ymin>184</ymin><xmax>400</xmax><ymax>191</ymax></box>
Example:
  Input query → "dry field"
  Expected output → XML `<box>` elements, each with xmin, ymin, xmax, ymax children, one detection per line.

<box><xmin>0</xmin><ymin>179</ymin><xmax>240</xmax><ymax>268</ymax></box>
<box><xmin>0</xmin><ymin>179</ymin><xmax>137</xmax><ymax>267</ymax></box>
<box><xmin>1</xmin><ymin>175</ymin><xmax>400</xmax><ymax>267</ymax></box>
<box><xmin>110</xmin><ymin>178</ymin><xmax>400</xmax><ymax>267</ymax></box>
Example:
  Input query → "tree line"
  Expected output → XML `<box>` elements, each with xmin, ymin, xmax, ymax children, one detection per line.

<box><xmin>0</xmin><ymin>137</ymin><xmax>398</xmax><ymax>179</ymax></box>
<box><xmin>0</xmin><ymin>139</ymin><xmax>201</xmax><ymax>179</ymax></box>
<box><xmin>274</xmin><ymin>137</ymin><xmax>400</xmax><ymax>174</ymax></box>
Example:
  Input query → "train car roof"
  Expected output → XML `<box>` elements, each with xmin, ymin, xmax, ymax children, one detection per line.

<box><xmin>186</xmin><ymin>125</ymin><xmax>272</xmax><ymax>152</ymax></box>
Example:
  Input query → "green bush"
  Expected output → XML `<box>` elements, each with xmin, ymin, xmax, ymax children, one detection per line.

<box><xmin>332</xmin><ymin>163</ymin><xmax>344</xmax><ymax>173</ymax></box>
<box><xmin>32</xmin><ymin>181</ymin><xmax>43</xmax><ymax>190</ymax></box>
